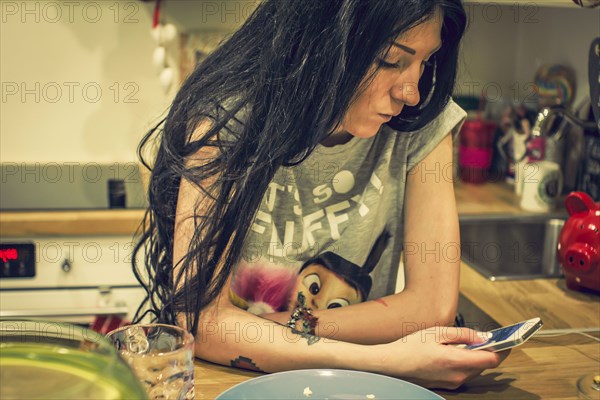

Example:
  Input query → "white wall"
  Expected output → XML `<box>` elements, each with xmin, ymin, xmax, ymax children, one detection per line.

<box><xmin>514</xmin><ymin>6</ymin><xmax>599</xmax><ymax>108</ymax></box>
<box><xmin>158</xmin><ymin>0</ymin><xmax>257</xmax><ymax>31</ymax></box>
<box><xmin>457</xmin><ymin>3</ymin><xmax>599</xmax><ymax>114</ymax></box>
<box><xmin>456</xmin><ymin>4</ymin><xmax>520</xmax><ymax>109</ymax></box>
<box><xmin>1</xmin><ymin>1</ymin><xmax>171</xmax><ymax>163</ymax></box>
<box><xmin>0</xmin><ymin>0</ymin><xmax>258</xmax><ymax>163</ymax></box>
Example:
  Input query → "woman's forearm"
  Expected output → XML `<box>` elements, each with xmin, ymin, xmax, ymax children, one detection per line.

<box><xmin>195</xmin><ymin>302</ymin><xmax>381</xmax><ymax>374</ymax></box>
<box><xmin>316</xmin><ymin>287</ymin><xmax>457</xmax><ymax>344</ymax></box>
<box><xmin>260</xmin><ymin>286</ymin><xmax>458</xmax><ymax>346</ymax></box>
<box><xmin>195</xmin><ymin>302</ymin><xmax>505</xmax><ymax>391</ymax></box>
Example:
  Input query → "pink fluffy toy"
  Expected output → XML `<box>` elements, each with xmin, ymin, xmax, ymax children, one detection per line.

<box><xmin>229</xmin><ymin>261</ymin><xmax>298</xmax><ymax>315</ymax></box>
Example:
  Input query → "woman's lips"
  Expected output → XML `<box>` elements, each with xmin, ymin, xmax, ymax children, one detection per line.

<box><xmin>379</xmin><ymin>114</ymin><xmax>392</xmax><ymax>122</ymax></box>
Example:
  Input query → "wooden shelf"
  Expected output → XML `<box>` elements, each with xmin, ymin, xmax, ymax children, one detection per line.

<box><xmin>0</xmin><ymin>210</ymin><xmax>146</xmax><ymax>237</ymax></box>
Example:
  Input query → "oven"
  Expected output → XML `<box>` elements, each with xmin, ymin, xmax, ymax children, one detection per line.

<box><xmin>0</xmin><ymin>235</ymin><xmax>149</xmax><ymax>327</ymax></box>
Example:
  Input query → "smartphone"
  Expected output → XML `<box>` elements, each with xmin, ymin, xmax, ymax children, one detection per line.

<box><xmin>465</xmin><ymin>317</ymin><xmax>543</xmax><ymax>352</ymax></box>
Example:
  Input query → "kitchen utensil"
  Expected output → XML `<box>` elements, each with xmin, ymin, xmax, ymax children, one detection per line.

<box><xmin>514</xmin><ymin>159</ymin><xmax>528</xmax><ymax>196</ymax></box>
<box><xmin>0</xmin><ymin>320</ymin><xmax>148</xmax><ymax>400</ymax></box>
<box><xmin>215</xmin><ymin>369</ymin><xmax>443</xmax><ymax>400</ymax></box>
<box><xmin>526</xmin><ymin>105</ymin><xmax>598</xmax><ymax>198</ymax></box>
<box><xmin>106</xmin><ymin>323</ymin><xmax>195</xmax><ymax>400</ymax></box>
<box><xmin>496</xmin><ymin>105</ymin><xmax>538</xmax><ymax>184</ymax></box>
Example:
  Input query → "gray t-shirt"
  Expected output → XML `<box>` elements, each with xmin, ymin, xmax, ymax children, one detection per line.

<box><xmin>228</xmin><ymin>100</ymin><xmax>467</xmax><ymax>314</ymax></box>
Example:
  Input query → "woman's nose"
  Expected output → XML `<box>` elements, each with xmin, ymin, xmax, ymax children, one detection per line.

<box><xmin>391</xmin><ymin>69</ymin><xmax>421</xmax><ymax>107</ymax></box>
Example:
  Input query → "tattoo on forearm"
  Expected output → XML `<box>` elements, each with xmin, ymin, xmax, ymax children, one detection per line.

<box><xmin>230</xmin><ymin>356</ymin><xmax>265</xmax><ymax>372</ymax></box>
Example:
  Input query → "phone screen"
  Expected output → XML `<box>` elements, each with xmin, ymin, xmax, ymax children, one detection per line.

<box><xmin>465</xmin><ymin>323</ymin><xmax>524</xmax><ymax>350</ymax></box>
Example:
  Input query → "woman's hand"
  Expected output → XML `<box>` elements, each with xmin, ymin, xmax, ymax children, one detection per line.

<box><xmin>377</xmin><ymin>327</ymin><xmax>509</xmax><ymax>390</ymax></box>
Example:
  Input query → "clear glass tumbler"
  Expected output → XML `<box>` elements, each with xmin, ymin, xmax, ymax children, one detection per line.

<box><xmin>106</xmin><ymin>324</ymin><xmax>195</xmax><ymax>400</ymax></box>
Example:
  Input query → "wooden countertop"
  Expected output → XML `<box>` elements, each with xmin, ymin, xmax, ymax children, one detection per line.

<box><xmin>192</xmin><ymin>331</ymin><xmax>599</xmax><ymax>399</ymax></box>
<box><xmin>460</xmin><ymin>263</ymin><xmax>599</xmax><ymax>330</ymax></box>
<box><xmin>454</xmin><ymin>181</ymin><xmax>524</xmax><ymax>215</ymax></box>
<box><xmin>193</xmin><ymin>341</ymin><xmax>599</xmax><ymax>400</ymax></box>
<box><xmin>0</xmin><ymin>180</ymin><xmax>534</xmax><ymax>237</ymax></box>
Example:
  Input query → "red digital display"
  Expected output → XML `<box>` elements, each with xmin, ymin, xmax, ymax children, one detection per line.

<box><xmin>0</xmin><ymin>248</ymin><xmax>18</xmax><ymax>262</ymax></box>
<box><xmin>0</xmin><ymin>243</ymin><xmax>35</xmax><ymax>278</ymax></box>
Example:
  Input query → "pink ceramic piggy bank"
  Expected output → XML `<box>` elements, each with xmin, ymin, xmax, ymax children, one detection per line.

<box><xmin>557</xmin><ymin>192</ymin><xmax>600</xmax><ymax>294</ymax></box>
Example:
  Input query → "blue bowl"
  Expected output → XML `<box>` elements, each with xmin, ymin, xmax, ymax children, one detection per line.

<box><xmin>216</xmin><ymin>369</ymin><xmax>444</xmax><ymax>400</ymax></box>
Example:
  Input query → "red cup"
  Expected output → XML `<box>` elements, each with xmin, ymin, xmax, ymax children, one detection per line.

<box><xmin>459</xmin><ymin>119</ymin><xmax>497</xmax><ymax>184</ymax></box>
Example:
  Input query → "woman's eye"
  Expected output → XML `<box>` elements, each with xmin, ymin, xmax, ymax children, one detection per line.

<box><xmin>379</xmin><ymin>53</ymin><xmax>435</xmax><ymax>71</ymax></box>
<box><xmin>377</xmin><ymin>58</ymin><xmax>406</xmax><ymax>70</ymax></box>
<box><xmin>302</xmin><ymin>274</ymin><xmax>321</xmax><ymax>295</ymax></box>
<box><xmin>326</xmin><ymin>298</ymin><xmax>350</xmax><ymax>309</ymax></box>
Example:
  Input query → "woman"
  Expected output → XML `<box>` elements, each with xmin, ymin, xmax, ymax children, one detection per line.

<box><xmin>133</xmin><ymin>0</ymin><xmax>507</xmax><ymax>389</ymax></box>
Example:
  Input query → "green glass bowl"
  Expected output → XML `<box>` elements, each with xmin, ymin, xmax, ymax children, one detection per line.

<box><xmin>0</xmin><ymin>320</ymin><xmax>148</xmax><ymax>400</ymax></box>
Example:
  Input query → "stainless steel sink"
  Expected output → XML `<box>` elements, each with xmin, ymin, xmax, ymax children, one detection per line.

<box><xmin>459</xmin><ymin>213</ymin><xmax>568</xmax><ymax>281</ymax></box>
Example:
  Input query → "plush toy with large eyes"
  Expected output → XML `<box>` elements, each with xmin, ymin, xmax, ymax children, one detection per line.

<box><xmin>287</xmin><ymin>252</ymin><xmax>377</xmax><ymax>312</ymax></box>
<box><xmin>229</xmin><ymin>231</ymin><xmax>390</xmax><ymax>314</ymax></box>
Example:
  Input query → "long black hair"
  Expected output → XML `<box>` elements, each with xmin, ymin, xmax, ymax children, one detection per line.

<box><xmin>132</xmin><ymin>0</ymin><xmax>467</xmax><ymax>335</ymax></box>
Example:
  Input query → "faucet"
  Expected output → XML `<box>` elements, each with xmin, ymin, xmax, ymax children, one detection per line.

<box><xmin>532</xmin><ymin>105</ymin><xmax>598</xmax><ymax>140</ymax></box>
<box><xmin>530</xmin><ymin>104</ymin><xmax>598</xmax><ymax>195</ymax></box>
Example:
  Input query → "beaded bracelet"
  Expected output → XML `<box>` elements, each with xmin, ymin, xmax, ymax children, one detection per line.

<box><xmin>286</xmin><ymin>292</ymin><xmax>319</xmax><ymax>336</ymax></box>
<box><xmin>287</xmin><ymin>305</ymin><xmax>318</xmax><ymax>335</ymax></box>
